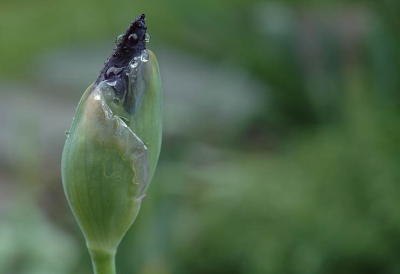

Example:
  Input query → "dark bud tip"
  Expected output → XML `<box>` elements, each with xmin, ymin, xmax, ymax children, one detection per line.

<box><xmin>96</xmin><ymin>14</ymin><xmax>147</xmax><ymax>96</ymax></box>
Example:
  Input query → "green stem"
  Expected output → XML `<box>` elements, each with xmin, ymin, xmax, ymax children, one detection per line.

<box><xmin>89</xmin><ymin>248</ymin><xmax>116</xmax><ymax>274</ymax></box>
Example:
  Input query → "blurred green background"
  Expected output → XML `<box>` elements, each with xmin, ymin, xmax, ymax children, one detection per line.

<box><xmin>1</xmin><ymin>0</ymin><xmax>400</xmax><ymax>273</ymax></box>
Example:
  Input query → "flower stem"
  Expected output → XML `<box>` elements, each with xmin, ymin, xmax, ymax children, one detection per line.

<box><xmin>89</xmin><ymin>248</ymin><xmax>117</xmax><ymax>274</ymax></box>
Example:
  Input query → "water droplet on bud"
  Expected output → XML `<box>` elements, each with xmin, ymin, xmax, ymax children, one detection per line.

<box><xmin>106</xmin><ymin>81</ymin><xmax>117</xmax><ymax>87</ymax></box>
<box><xmin>130</xmin><ymin>61</ymin><xmax>139</xmax><ymax>69</ymax></box>
<box><xmin>106</xmin><ymin>67</ymin><xmax>124</xmax><ymax>78</ymax></box>
<box><xmin>140</xmin><ymin>50</ymin><xmax>149</xmax><ymax>62</ymax></box>
<box><xmin>115</xmin><ymin>34</ymin><xmax>124</xmax><ymax>44</ymax></box>
<box><xmin>144</xmin><ymin>33</ymin><xmax>150</xmax><ymax>43</ymax></box>
<box><xmin>128</xmin><ymin>33</ymin><xmax>138</xmax><ymax>41</ymax></box>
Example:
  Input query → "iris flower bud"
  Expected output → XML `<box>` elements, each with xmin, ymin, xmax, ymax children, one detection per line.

<box><xmin>61</xmin><ymin>14</ymin><xmax>162</xmax><ymax>274</ymax></box>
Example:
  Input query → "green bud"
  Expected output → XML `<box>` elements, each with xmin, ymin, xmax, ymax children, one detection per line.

<box><xmin>61</xmin><ymin>14</ymin><xmax>162</xmax><ymax>274</ymax></box>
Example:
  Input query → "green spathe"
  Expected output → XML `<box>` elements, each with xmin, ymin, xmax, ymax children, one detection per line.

<box><xmin>61</xmin><ymin>50</ymin><xmax>162</xmax><ymax>274</ymax></box>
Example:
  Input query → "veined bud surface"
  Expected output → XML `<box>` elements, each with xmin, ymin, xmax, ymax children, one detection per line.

<box><xmin>61</xmin><ymin>14</ymin><xmax>162</xmax><ymax>265</ymax></box>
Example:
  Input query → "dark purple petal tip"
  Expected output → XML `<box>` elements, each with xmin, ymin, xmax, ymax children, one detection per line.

<box><xmin>96</xmin><ymin>14</ymin><xmax>147</xmax><ymax>91</ymax></box>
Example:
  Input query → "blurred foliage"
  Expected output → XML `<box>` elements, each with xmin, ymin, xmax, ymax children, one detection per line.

<box><xmin>1</xmin><ymin>0</ymin><xmax>400</xmax><ymax>129</ymax></box>
<box><xmin>1</xmin><ymin>0</ymin><xmax>400</xmax><ymax>273</ymax></box>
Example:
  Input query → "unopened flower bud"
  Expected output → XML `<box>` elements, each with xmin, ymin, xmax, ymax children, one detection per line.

<box><xmin>61</xmin><ymin>14</ymin><xmax>162</xmax><ymax>274</ymax></box>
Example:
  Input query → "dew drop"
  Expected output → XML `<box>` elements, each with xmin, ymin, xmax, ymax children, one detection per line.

<box><xmin>128</xmin><ymin>33</ymin><xmax>138</xmax><ymax>41</ymax></box>
<box><xmin>140</xmin><ymin>50</ymin><xmax>149</xmax><ymax>62</ymax></box>
<box><xmin>130</xmin><ymin>61</ymin><xmax>139</xmax><ymax>69</ymax></box>
<box><xmin>144</xmin><ymin>33</ymin><xmax>150</xmax><ymax>43</ymax></box>
<box><xmin>115</xmin><ymin>34</ymin><xmax>124</xmax><ymax>44</ymax></box>
<box><xmin>65</xmin><ymin>130</ymin><xmax>70</xmax><ymax>136</ymax></box>
<box><xmin>106</xmin><ymin>66</ymin><xmax>123</xmax><ymax>78</ymax></box>
<box><xmin>106</xmin><ymin>81</ymin><xmax>117</xmax><ymax>87</ymax></box>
